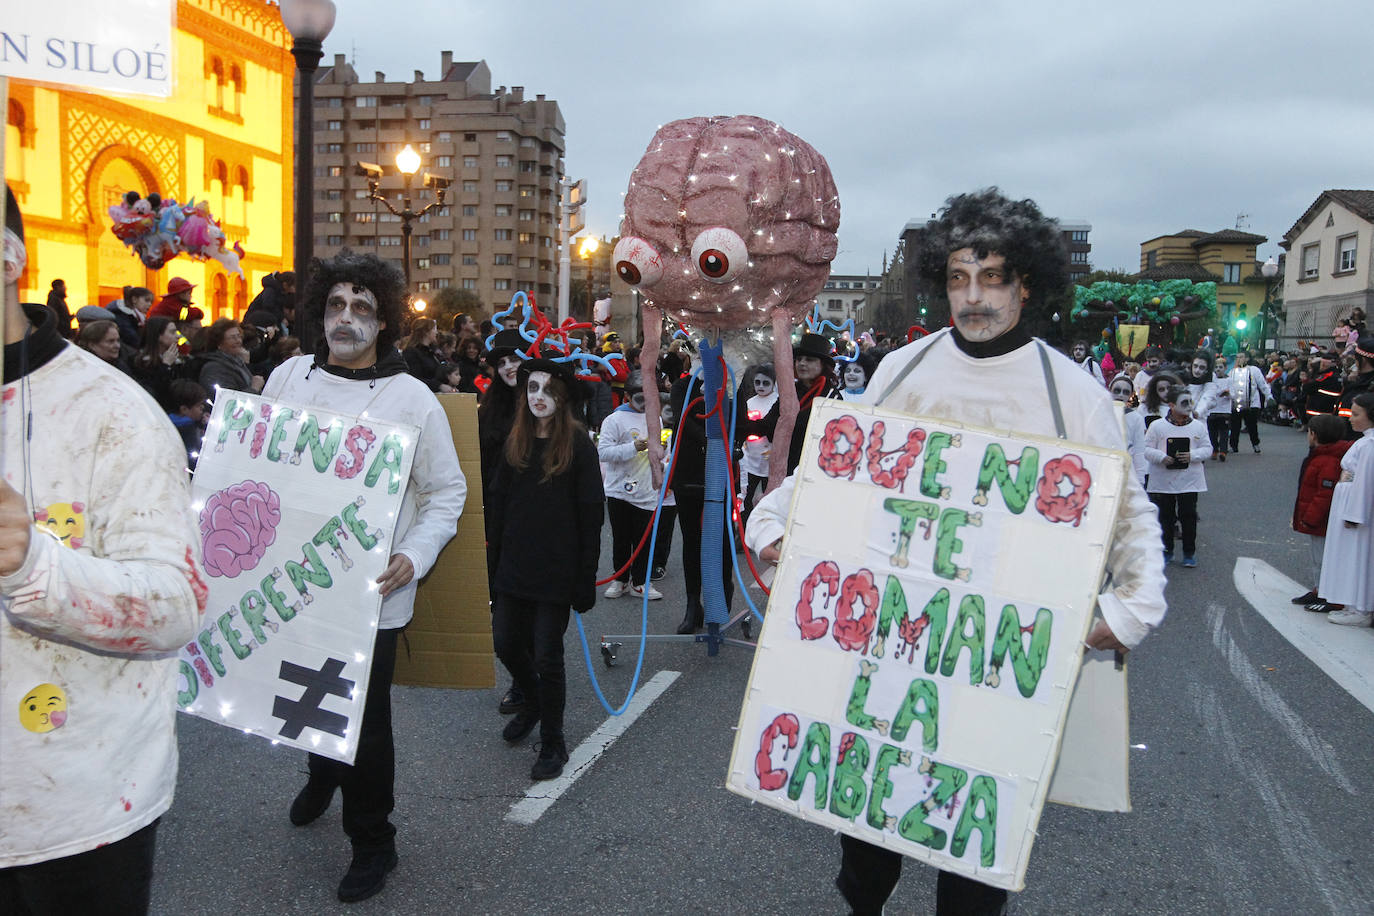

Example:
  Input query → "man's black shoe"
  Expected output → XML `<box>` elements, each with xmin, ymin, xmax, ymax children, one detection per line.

<box><xmin>651</xmin><ymin>565</ymin><xmax>666</xmax><ymax>581</ymax></box>
<box><xmin>1292</xmin><ymin>589</ymin><xmax>1319</xmax><ymax>605</ymax></box>
<box><xmin>531</xmin><ymin>737</ymin><xmax>570</xmax><ymax>780</ymax></box>
<box><xmin>337</xmin><ymin>848</ymin><xmax>398</xmax><ymax>903</ymax></box>
<box><xmin>502</xmin><ymin>707</ymin><xmax>540</xmax><ymax>743</ymax></box>
<box><xmin>289</xmin><ymin>779</ymin><xmax>336</xmax><ymax>826</ymax></box>
<box><xmin>498</xmin><ymin>683</ymin><xmax>525</xmax><ymax>715</ymax></box>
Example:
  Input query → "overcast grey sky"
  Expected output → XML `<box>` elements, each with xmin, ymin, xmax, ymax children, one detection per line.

<box><xmin>327</xmin><ymin>0</ymin><xmax>1374</xmax><ymax>277</ymax></box>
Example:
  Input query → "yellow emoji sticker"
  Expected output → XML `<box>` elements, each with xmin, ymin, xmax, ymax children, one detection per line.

<box><xmin>34</xmin><ymin>502</ymin><xmax>86</xmax><ymax>549</ymax></box>
<box><xmin>19</xmin><ymin>683</ymin><xmax>68</xmax><ymax>733</ymax></box>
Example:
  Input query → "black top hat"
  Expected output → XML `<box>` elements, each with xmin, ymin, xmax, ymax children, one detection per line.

<box><xmin>487</xmin><ymin>328</ymin><xmax>527</xmax><ymax>362</ymax></box>
<box><xmin>517</xmin><ymin>352</ymin><xmax>583</xmax><ymax>401</ymax></box>
<box><xmin>794</xmin><ymin>332</ymin><xmax>834</xmax><ymax>362</ymax></box>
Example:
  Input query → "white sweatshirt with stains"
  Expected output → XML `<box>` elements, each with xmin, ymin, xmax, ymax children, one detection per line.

<box><xmin>745</xmin><ymin>329</ymin><xmax>1167</xmax><ymax>650</ymax></box>
<box><xmin>262</xmin><ymin>356</ymin><xmax>466</xmax><ymax>628</ymax></box>
<box><xmin>1</xmin><ymin>344</ymin><xmax>207</xmax><ymax>867</ymax></box>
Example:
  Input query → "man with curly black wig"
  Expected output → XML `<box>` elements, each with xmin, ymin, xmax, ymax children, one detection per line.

<box><xmin>746</xmin><ymin>189</ymin><xmax>1166</xmax><ymax>916</ymax></box>
<box><xmin>264</xmin><ymin>251</ymin><xmax>466</xmax><ymax>904</ymax></box>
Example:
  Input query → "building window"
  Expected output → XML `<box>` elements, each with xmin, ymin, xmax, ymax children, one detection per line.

<box><xmin>438</xmin><ymin>131</ymin><xmax>452</xmax><ymax>142</ymax></box>
<box><xmin>436</xmin><ymin>155</ymin><xmax>453</xmax><ymax>167</ymax></box>
<box><xmin>519</xmin><ymin>209</ymin><xmax>534</xmax><ymax>221</ymax></box>
<box><xmin>519</xmin><ymin>185</ymin><xmax>535</xmax><ymax>198</ymax></box>
<box><xmin>1145</xmin><ymin>250</ymin><xmax>1157</xmax><ymax>269</ymax></box>
<box><xmin>327</xmin><ymin>120</ymin><xmax>342</xmax><ymax>130</ymax></box>
<box><xmin>354</xmin><ymin>213</ymin><xmax>374</xmax><ymax>223</ymax></box>
<box><xmin>1070</xmin><ymin>230</ymin><xmax>1089</xmax><ymax>242</ymax></box>
<box><xmin>327</xmin><ymin>212</ymin><xmax>343</xmax><ymax>223</ymax></box>
<box><xmin>414</xmin><ymin>235</ymin><xmax>429</xmax><ymax>247</ymax></box>
<box><xmin>320</xmin><ymin>189</ymin><xmax>342</xmax><ymax>200</ymax></box>
<box><xmin>464</xmin><ymin>132</ymin><xmax>477</xmax><ymax>141</ymax></box>
<box><xmin>325</xmin><ymin>97</ymin><xmax>342</xmax><ymax>108</ymax></box>
<box><xmin>462</xmin><ymin>205</ymin><xmax>477</xmax><ymax>217</ymax></box>
<box><xmin>462</xmin><ymin>181</ymin><xmax>478</xmax><ymax>192</ymax></box>
<box><xmin>437</xmin><ymin>206</ymin><xmax>451</xmax><ymax>216</ymax></box>
<box><xmin>328</xmin><ymin>166</ymin><xmax>343</xmax><ymax>177</ymax></box>
<box><xmin>495</xmin><ymin>155</ymin><xmax>513</xmax><ymax>168</ymax></box>
<box><xmin>418</xmin><ymin>119</ymin><xmax>431</xmax><ymax>129</ymax></box>
<box><xmin>355</xmin><ymin>96</ymin><xmax>377</xmax><ymax>107</ymax></box>
<box><xmin>494</xmin><ymin>254</ymin><xmax>513</xmax><ymax>265</ymax></box>
<box><xmin>519</xmin><ymin>161</ymin><xmax>536</xmax><ymax>173</ymax></box>
<box><xmin>462</xmin><ymin>278</ymin><xmax>477</xmax><ymax>290</ymax></box>
<box><xmin>1070</xmin><ymin>251</ymin><xmax>1089</xmax><ymax>264</ymax></box>
<box><xmin>419</xmin><ymin>142</ymin><xmax>431</xmax><ymax>153</ymax></box>
<box><xmin>355</xmin><ymin>143</ymin><xmax>375</xmax><ymax>153</ymax></box>
<box><xmin>496</xmin><ymin>131</ymin><xmax>512</xmax><ymax>142</ymax></box>
<box><xmin>358</xmin><ymin>237</ymin><xmax>377</xmax><ymax>247</ymax></box>
<box><xmin>462</xmin><ymin>229</ymin><xmax>477</xmax><ymax>241</ymax></box>
<box><xmin>1337</xmin><ymin>235</ymin><xmax>1357</xmax><ymax>273</ymax></box>
<box><xmin>326</xmin><ymin>235</ymin><xmax>344</xmax><ymax>246</ymax></box>
<box><xmin>518</xmin><ymin>257</ymin><xmax>534</xmax><ymax>269</ymax></box>
<box><xmin>1302</xmin><ymin>243</ymin><xmax>1320</xmax><ymax>279</ymax></box>
<box><xmin>495</xmin><ymin>180</ymin><xmax>513</xmax><ymax>192</ymax></box>
<box><xmin>828</xmin><ymin>298</ymin><xmax>842</xmax><ymax>310</ymax></box>
<box><xmin>417</xmin><ymin>281</ymin><xmax>431</xmax><ymax>291</ymax></box>
<box><xmin>434</xmin><ymin>229</ymin><xmax>451</xmax><ymax>240</ymax></box>
<box><xmin>495</xmin><ymin>205</ymin><xmax>512</xmax><ymax>217</ymax></box>
<box><xmin>494</xmin><ymin>279</ymin><xmax>512</xmax><ymax>290</ymax></box>
<box><xmin>380</xmin><ymin>213</ymin><xmax>402</xmax><ymax>223</ymax></box>
<box><xmin>519</xmin><ymin>232</ymin><xmax>534</xmax><ymax>244</ymax></box>
<box><xmin>317</xmin><ymin>143</ymin><xmax>342</xmax><ymax>153</ymax></box>
<box><xmin>463</xmin><ymin>156</ymin><xmax>479</xmax><ymax>168</ymax></box>
<box><xmin>1222</xmin><ymin>263</ymin><xmax>1242</xmax><ymax>283</ymax></box>
<box><xmin>378</xmin><ymin>236</ymin><xmax>402</xmax><ymax>247</ymax></box>
<box><xmin>416</xmin><ymin>258</ymin><xmax>430</xmax><ymax>270</ymax></box>
<box><xmin>494</xmin><ymin>229</ymin><xmax>513</xmax><ymax>241</ymax></box>
<box><xmin>462</xmin><ymin>255</ymin><xmax>478</xmax><ymax>266</ymax></box>
<box><xmin>433</xmin><ymin>254</ymin><xmax>452</xmax><ymax>266</ymax></box>
<box><xmin>433</xmin><ymin>278</ymin><xmax>450</xmax><ymax>289</ymax></box>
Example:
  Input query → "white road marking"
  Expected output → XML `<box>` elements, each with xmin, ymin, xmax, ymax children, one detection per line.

<box><xmin>1206</xmin><ymin>602</ymin><xmax>1355</xmax><ymax>794</ymax></box>
<box><xmin>505</xmin><ymin>670</ymin><xmax>681</xmax><ymax>826</ymax></box>
<box><xmin>1233</xmin><ymin>557</ymin><xmax>1374</xmax><ymax>715</ymax></box>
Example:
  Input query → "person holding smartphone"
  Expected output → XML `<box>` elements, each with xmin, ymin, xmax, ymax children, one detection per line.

<box><xmin>1144</xmin><ymin>384</ymin><xmax>1212</xmax><ymax>567</ymax></box>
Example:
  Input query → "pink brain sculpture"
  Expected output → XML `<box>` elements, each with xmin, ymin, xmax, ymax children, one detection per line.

<box><xmin>619</xmin><ymin>115</ymin><xmax>841</xmax><ymax>488</ymax></box>
<box><xmin>199</xmin><ymin>480</ymin><xmax>282</xmax><ymax>578</ymax></box>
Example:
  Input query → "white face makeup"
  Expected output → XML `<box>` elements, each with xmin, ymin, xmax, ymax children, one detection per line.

<box><xmin>1172</xmin><ymin>394</ymin><xmax>1194</xmax><ymax>415</ymax></box>
<box><xmin>1191</xmin><ymin>358</ymin><xmax>1210</xmax><ymax>377</ymax></box>
<box><xmin>527</xmin><ymin>370</ymin><xmax>557</xmax><ymax>419</ymax></box>
<box><xmin>843</xmin><ymin>363</ymin><xmax>867</xmax><ymax>389</ymax></box>
<box><xmin>1073</xmin><ymin>345</ymin><xmax>1087</xmax><ymax>361</ymax></box>
<box><xmin>497</xmin><ymin>354</ymin><xmax>521</xmax><ymax>387</ymax></box>
<box><xmin>1110</xmin><ymin>382</ymin><xmax>1133</xmax><ymax>402</ymax></box>
<box><xmin>628</xmin><ymin>391</ymin><xmax>646</xmax><ymax>412</ymax></box>
<box><xmin>946</xmin><ymin>249</ymin><xmax>1026</xmax><ymax>342</ymax></box>
<box><xmin>323</xmin><ymin>282</ymin><xmax>383</xmax><ymax>367</ymax></box>
<box><xmin>753</xmin><ymin>375</ymin><xmax>775</xmax><ymax>398</ymax></box>
<box><xmin>795</xmin><ymin>355</ymin><xmax>823</xmax><ymax>383</ymax></box>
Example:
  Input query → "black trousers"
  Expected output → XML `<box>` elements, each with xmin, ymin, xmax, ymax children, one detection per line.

<box><xmin>606</xmin><ymin>497</ymin><xmax>653</xmax><ymax>585</ymax></box>
<box><xmin>491</xmin><ymin>594</ymin><xmax>570</xmax><ymax>743</ymax></box>
<box><xmin>1206</xmin><ymin>414</ymin><xmax>1230</xmax><ymax>454</ymax></box>
<box><xmin>1150</xmin><ymin>491</ymin><xmax>1199</xmax><ymax>556</ymax></box>
<box><xmin>653</xmin><ymin>505</ymin><xmax>677</xmax><ymax>570</ymax></box>
<box><xmin>674</xmin><ymin>486</ymin><xmax>734</xmax><ymax>607</ymax></box>
<box><xmin>307</xmin><ymin>626</ymin><xmax>399</xmax><ymax>853</ymax></box>
<box><xmin>836</xmin><ymin>834</ymin><xmax>1008</xmax><ymax>915</ymax></box>
<box><xmin>1229</xmin><ymin>407</ymin><xmax>1260</xmax><ymax>449</ymax></box>
<box><xmin>0</xmin><ymin>819</ymin><xmax>158</xmax><ymax>916</ymax></box>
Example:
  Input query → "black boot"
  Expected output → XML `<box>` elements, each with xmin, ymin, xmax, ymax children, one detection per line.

<box><xmin>502</xmin><ymin>706</ymin><xmax>540</xmax><ymax>742</ymax></box>
<box><xmin>289</xmin><ymin>777</ymin><xmax>336</xmax><ymax>826</ymax></box>
<box><xmin>498</xmin><ymin>681</ymin><xmax>525</xmax><ymax>715</ymax></box>
<box><xmin>531</xmin><ymin>736</ymin><xmax>570</xmax><ymax>780</ymax></box>
<box><xmin>676</xmin><ymin>597</ymin><xmax>705</xmax><ymax>635</ymax></box>
<box><xmin>337</xmin><ymin>846</ymin><xmax>398</xmax><ymax>903</ymax></box>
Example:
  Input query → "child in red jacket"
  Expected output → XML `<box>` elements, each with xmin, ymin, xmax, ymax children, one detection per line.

<box><xmin>1291</xmin><ymin>414</ymin><xmax>1352</xmax><ymax>611</ymax></box>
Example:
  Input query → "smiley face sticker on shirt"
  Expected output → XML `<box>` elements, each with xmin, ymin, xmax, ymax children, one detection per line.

<box><xmin>33</xmin><ymin>502</ymin><xmax>86</xmax><ymax>549</ymax></box>
<box><xmin>19</xmin><ymin>684</ymin><xmax>68</xmax><ymax>733</ymax></box>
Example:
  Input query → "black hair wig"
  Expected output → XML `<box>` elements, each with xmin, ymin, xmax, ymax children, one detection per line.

<box><xmin>300</xmin><ymin>250</ymin><xmax>406</xmax><ymax>357</ymax></box>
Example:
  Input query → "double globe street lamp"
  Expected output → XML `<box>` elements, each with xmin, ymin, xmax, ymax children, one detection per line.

<box><xmin>357</xmin><ymin>145</ymin><xmax>450</xmax><ymax>295</ymax></box>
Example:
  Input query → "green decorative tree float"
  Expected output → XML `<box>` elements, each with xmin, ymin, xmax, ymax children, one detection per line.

<box><xmin>1071</xmin><ymin>279</ymin><xmax>1217</xmax><ymax>358</ymax></box>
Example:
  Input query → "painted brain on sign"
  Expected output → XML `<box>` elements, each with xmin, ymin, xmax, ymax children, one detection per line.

<box><xmin>199</xmin><ymin>480</ymin><xmax>282</xmax><ymax>578</ymax></box>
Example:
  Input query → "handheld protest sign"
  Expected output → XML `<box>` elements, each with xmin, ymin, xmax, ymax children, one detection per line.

<box><xmin>176</xmin><ymin>392</ymin><xmax>418</xmax><ymax>764</ymax></box>
<box><xmin>726</xmin><ymin>398</ymin><xmax>1127</xmax><ymax>891</ymax></box>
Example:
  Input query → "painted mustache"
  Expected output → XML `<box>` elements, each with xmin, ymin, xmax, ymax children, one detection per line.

<box><xmin>330</xmin><ymin>326</ymin><xmax>366</xmax><ymax>342</ymax></box>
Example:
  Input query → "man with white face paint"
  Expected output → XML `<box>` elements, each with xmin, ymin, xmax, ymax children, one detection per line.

<box><xmin>744</xmin><ymin>189</ymin><xmax>1166</xmax><ymax>916</ymax></box>
<box><xmin>1071</xmin><ymin>338</ymin><xmax>1105</xmax><ymax>384</ymax></box>
<box><xmin>1143</xmin><ymin>383</ymin><xmax>1211</xmax><ymax>566</ymax></box>
<box><xmin>262</xmin><ymin>252</ymin><xmax>466</xmax><ymax>904</ymax></box>
<box><xmin>598</xmin><ymin>372</ymin><xmax>662</xmax><ymax>600</ymax></box>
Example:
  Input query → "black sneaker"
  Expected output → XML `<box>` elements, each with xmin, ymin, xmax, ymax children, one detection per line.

<box><xmin>502</xmin><ymin>707</ymin><xmax>540</xmax><ymax>743</ymax></box>
<box><xmin>1291</xmin><ymin>589</ymin><xmax>1319</xmax><ymax>605</ymax></box>
<box><xmin>289</xmin><ymin>778</ymin><xmax>336</xmax><ymax>826</ymax></box>
<box><xmin>531</xmin><ymin>737</ymin><xmax>570</xmax><ymax>780</ymax></box>
<box><xmin>337</xmin><ymin>848</ymin><xmax>398</xmax><ymax>903</ymax></box>
<box><xmin>498</xmin><ymin>683</ymin><xmax>525</xmax><ymax>715</ymax></box>
<box><xmin>651</xmin><ymin>566</ymin><xmax>666</xmax><ymax>582</ymax></box>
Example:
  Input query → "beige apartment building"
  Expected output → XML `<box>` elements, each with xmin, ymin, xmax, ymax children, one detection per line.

<box><xmin>304</xmin><ymin>51</ymin><xmax>565</xmax><ymax>312</ymax></box>
<box><xmin>1280</xmin><ymin>189</ymin><xmax>1374</xmax><ymax>344</ymax></box>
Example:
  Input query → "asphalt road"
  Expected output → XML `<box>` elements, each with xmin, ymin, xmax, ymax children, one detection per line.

<box><xmin>151</xmin><ymin>418</ymin><xmax>1373</xmax><ymax>915</ymax></box>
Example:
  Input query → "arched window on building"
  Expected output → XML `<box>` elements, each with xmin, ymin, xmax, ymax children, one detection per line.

<box><xmin>230</xmin><ymin>65</ymin><xmax>245</xmax><ymax>117</ymax></box>
<box><xmin>231</xmin><ymin>274</ymin><xmax>247</xmax><ymax>317</ymax></box>
<box><xmin>210</xmin><ymin>160</ymin><xmax>228</xmax><ymax>222</ymax></box>
<box><xmin>209</xmin><ymin>57</ymin><xmax>225</xmax><ymax>111</ymax></box>
<box><xmin>233</xmin><ymin>165</ymin><xmax>250</xmax><ymax>228</ymax></box>
<box><xmin>211</xmin><ymin>274</ymin><xmax>228</xmax><ymax>320</ymax></box>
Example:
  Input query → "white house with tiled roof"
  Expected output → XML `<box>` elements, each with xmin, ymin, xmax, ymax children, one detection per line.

<box><xmin>1280</xmin><ymin>189</ymin><xmax>1374</xmax><ymax>343</ymax></box>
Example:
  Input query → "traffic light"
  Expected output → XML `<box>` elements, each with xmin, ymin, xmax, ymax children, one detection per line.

<box><xmin>1235</xmin><ymin>305</ymin><xmax>1248</xmax><ymax>331</ymax></box>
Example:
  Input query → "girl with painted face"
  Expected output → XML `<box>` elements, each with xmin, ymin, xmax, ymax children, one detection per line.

<box><xmin>738</xmin><ymin>365</ymin><xmax>779</xmax><ymax>530</ymax></box>
<box><xmin>1109</xmin><ymin>373</ymin><xmax>1148</xmax><ymax>488</ymax></box>
<box><xmin>598</xmin><ymin>372</ymin><xmax>663</xmax><ymax>601</ymax></box>
<box><xmin>1142</xmin><ymin>369</ymin><xmax>1183</xmax><ymax>429</ymax></box>
<box><xmin>839</xmin><ymin>352</ymin><xmax>877</xmax><ymax>400</ymax></box>
<box><xmin>1143</xmin><ymin>383</ymin><xmax>1212</xmax><ymax>567</ymax></box>
<box><xmin>478</xmin><ymin>328</ymin><xmax>538</xmax><ymax>717</ymax></box>
<box><xmin>487</xmin><ymin>357</ymin><xmax>604</xmax><ymax>780</ymax></box>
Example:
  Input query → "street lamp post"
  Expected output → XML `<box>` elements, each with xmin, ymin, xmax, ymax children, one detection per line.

<box><xmin>280</xmin><ymin>0</ymin><xmax>336</xmax><ymax>353</ymax></box>
<box><xmin>578</xmin><ymin>235</ymin><xmax>599</xmax><ymax>321</ymax></box>
<box><xmin>1259</xmin><ymin>255</ymin><xmax>1279</xmax><ymax>349</ymax></box>
<box><xmin>360</xmin><ymin>144</ymin><xmax>447</xmax><ymax>296</ymax></box>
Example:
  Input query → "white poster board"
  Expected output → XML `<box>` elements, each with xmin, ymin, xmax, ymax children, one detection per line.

<box><xmin>176</xmin><ymin>393</ymin><xmax>417</xmax><ymax>764</ymax></box>
<box><xmin>0</xmin><ymin>1</ymin><xmax>174</xmax><ymax>97</ymax></box>
<box><xmin>726</xmin><ymin>399</ymin><xmax>1127</xmax><ymax>891</ymax></box>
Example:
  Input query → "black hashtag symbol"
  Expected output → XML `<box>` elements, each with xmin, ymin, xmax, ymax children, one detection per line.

<box><xmin>272</xmin><ymin>658</ymin><xmax>355</xmax><ymax>740</ymax></box>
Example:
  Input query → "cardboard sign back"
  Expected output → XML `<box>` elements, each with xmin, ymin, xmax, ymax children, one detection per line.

<box><xmin>394</xmin><ymin>393</ymin><xmax>494</xmax><ymax>689</ymax></box>
<box><xmin>726</xmin><ymin>399</ymin><xmax>1127</xmax><ymax>891</ymax></box>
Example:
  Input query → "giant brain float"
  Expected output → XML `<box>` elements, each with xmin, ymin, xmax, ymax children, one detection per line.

<box><xmin>199</xmin><ymin>480</ymin><xmax>282</xmax><ymax>578</ymax></box>
<box><xmin>617</xmin><ymin>114</ymin><xmax>840</xmax><ymax>487</ymax></box>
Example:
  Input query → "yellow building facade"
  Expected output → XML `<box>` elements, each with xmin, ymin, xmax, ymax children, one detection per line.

<box><xmin>1138</xmin><ymin>229</ymin><xmax>1270</xmax><ymax>328</ymax></box>
<box><xmin>5</xmin><ymin>0</ymin><xmax>294</xmax><ymax>322</ymax></box>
